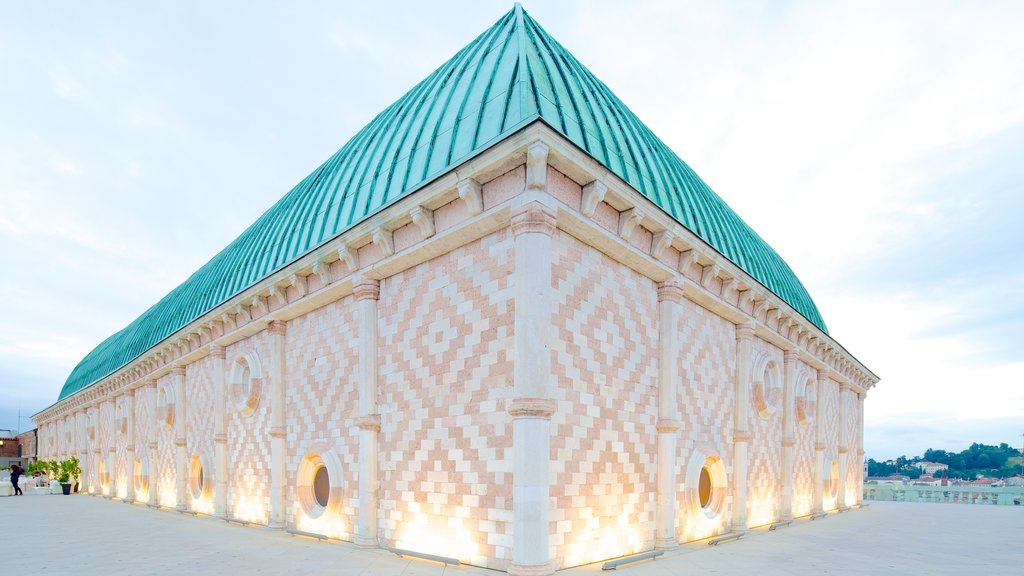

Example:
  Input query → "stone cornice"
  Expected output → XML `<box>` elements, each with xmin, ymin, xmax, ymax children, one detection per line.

<box><xmin>35</xmin><ymin>122</ymin><xmax>877</xmax><ymax>426</ymax></box>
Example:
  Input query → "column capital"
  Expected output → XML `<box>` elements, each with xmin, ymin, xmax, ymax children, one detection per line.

<box><xmin>507</xmin><ymin>397</ymin><xmax>557</xmax><ymax>419</ymax></box>
<box><xmin>269</xmin><ymin>426</ymin><xmax>286</xmax><ymax>439</ymax></box>
<box><xmin>656</xmin><ymin>418</ymin><xmax>681</xmax><ymax>432</ymax></box>
<box><xmin>733</xmin><ymin>431</ymin><xmax>753</xmax><ymax>442</ymax></box>
<box><xmin>146</xmin><ymin>379</ymin><xmax>157</xmax><ymax>389</ymax></box>
<box><xmin>354</xmin><ymin>414</ymin><xmax>382</xmax><ymax>432</ymax></box>
<box><xmin>267</xmin><ymin>319</ymin><xmax>288</xmax><ymax>336</ymax></box>
<box><xmin>352</xmin><ymin>278</ymin><xmax>381</xmax><ymax>302</ymax></box>
<box><xmin>736</xmin><ymin>321</ymin><xmax>755</xmax><ymax>342</ymax></box>
<box><xmin>209</xmin><ymin>345</ymin><xmax>226</xmax><ymax>360</ymax></box>
<box><xmin>784</xmin><ymin>349</ymin><xmax>799</xmax><ymax>364</ymax></box>
<box><xmin>656</xmin><ymin>281</ymin><xmax>685</xmax><ymax>304</ymax></box>
<box><xmin>511</xmin><ymin>202</ymin><xmax>556</xmax><ymax>237</ymax></box>
<box><xmin>816</xmin><ymin>368</ymin><xmax>829</xmax><ymax>382</ymax></box>
<box><xmin>171</xmin><ymin>366</ymin><xmax>186</xmax><ymax>377</ymax></box>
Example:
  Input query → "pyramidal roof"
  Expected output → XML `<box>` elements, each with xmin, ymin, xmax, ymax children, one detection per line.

<box><xmin>58</xmin><ymin>5</ymin><xmax>826</xmax><ymax>400</ymax></box>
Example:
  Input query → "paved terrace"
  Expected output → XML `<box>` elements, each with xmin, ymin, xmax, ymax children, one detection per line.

<box><xmin>4</xmin><ymin>495</ymin><xmax>1020</xmax><ymax>575</ymax></box>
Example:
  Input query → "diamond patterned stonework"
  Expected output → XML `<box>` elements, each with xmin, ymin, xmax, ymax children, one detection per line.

<box><xmin>34</xmin><ymin>9</ymin><xmax>877</xmax><ymax>568</ymax></box>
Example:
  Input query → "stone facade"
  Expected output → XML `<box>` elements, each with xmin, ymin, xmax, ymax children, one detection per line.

<box><xmin>34</xmin><ymin>123</ymin><xmax>876</xmax><ymax>573</ymax></box>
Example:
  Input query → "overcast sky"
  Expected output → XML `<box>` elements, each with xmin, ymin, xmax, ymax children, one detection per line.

<box><xmin>1</xmin><ymin>1</ymin><xmax>1021</xmax><ymax>460</ymax></box>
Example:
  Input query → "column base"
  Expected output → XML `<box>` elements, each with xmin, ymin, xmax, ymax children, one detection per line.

<box><xmin>655</xmin><ymin>536</ymin><xmax>678</xmax><ymax>550</ymax></box>
<box><xmin>355</xmin><ymin>536</ymin><xmax>379</xmax><ymax>548</ymax></box>
<box><xmin>507</xmin><ymin>562</ymin><xmax>554</xmax><ymax>576</ymax></box>
<box><xmin>269</xmin><ymin>521</ymin><xmax>285</xmax><ymax>530</ymax></box>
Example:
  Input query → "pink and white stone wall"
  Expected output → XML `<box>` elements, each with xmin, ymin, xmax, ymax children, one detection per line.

<box><xmin>35</xmin><ymin>126</ymin><xmax>873</xmax><ymax>575</ymax></box>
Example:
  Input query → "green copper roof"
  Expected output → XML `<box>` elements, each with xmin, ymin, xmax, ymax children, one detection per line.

<box><xmin>58</xmin><ymin>5</ymin><xmax>826</xmax><ymax>401</ymax></box>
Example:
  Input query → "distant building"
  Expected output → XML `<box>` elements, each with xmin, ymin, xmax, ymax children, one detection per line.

<box><xmin>0</xmin><ymin>429</ymin><xmax>21</xmax><ymax>468</ymax></box>
<box><xmin>1002</xmin><ymin>475</ymin><xmax>1024</xmax><ymax>486</ymax></box>
<box><xmin>913</xmin><ymin>476</ymin><xmax>941</xmax><ymax>486</ymax></box>
<box><xmin>867</xmin><ymin>475</ymin><xmax>909</xmax><ymax>486</ymax></box>
<box><xmin>916</xmin><ymin>461</ymin><xmax>949</xmax><ymax>475</ymax></box>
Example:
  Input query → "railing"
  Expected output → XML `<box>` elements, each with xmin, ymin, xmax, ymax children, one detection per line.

<box><xmin>864</xmin><ymin>484</ymin><xmax>1024</xmax><ymax>506</ymax></box>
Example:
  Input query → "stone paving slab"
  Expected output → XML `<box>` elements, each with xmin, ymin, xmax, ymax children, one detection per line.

<box><xmin>3</xmin><ymin>494</ymin><xmax>1021</xmax><ymax>575</ymax></box>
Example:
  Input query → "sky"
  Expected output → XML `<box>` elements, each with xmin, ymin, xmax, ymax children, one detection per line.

<box><xmin>1</xmin><ymin>1</ymin><xmax>1021</xmax><ymax>460</ymax></box>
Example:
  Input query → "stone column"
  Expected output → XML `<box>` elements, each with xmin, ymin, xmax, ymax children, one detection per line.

<box><xmin>781</xmin><ymin>349</ymin><xmax>797</xmax><ymax>520</ymax></box>
<box><xmin>352</xmin><ymin>281</ymin><xmax>381</xmax><ymax>546</ymax></box>
<box><xmin>813</xmin><ymin>368</ymin><xmax>827</xmax><ymax>513</ymax></box>
<box><xmin>268</xmin><ymin>320</ymin><xmax>288</xmax><ymax>528</ymax></box>
<box><xmin>89</xmin><ymin>405</ymin><xmax>99</xmax><ymax>494</ymax></box>
<box><xmin>147</xmin><ymin>380</ymin><xmax>159</xmax><ymax>506</ymax></box>
<box><xmin>837</xmin><ymin>383</ymin><xmax>848</xmax><ymax>508</ymax></box>
<box><xmin>107</xmin><ymin>396</ymin><xmax>117</xmax><ymax>498</ymax></box>
<box><xmin>857</xmin><ymin>391</ymin><xmax>866</xmax><ymax>505</ymax></box>
<box><xmin>655</xmin><ymin>281</ymin><xmax>684</xmax><ymax>549</ymax></box>
<box><xmin>731</xmin><ymin>322</ymin><xmax>755</xmax><ymax>530</ymax></box>
<box><xmin>509</xmin><ymin>195</ymin><xmax>557</xmax><ymax>576</ymax></box>
<box><xmin>126</xmin><ymin>389</ymin><xmax>136</xmax><ymax>502</ymax></box>
<box><xmin>173</xmin><ymin>366</ymin><xmax>188</xmax><ymax>511</ymax></box>
<box><xmin>211</xmin><ymin>346</ymin><xmax>228</xmax><ymax>517</ymax></box>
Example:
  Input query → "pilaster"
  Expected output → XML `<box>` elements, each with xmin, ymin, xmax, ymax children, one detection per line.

<box><xmin>211</xmin><ymin>345</ymin><xmax>228</xmax><ymax>517</ymax></box>
<box><xmin>655</xmin><ymin>281</ymin><xmax>684</xmax><ymax>549</ymax></box>
<box><xmin>172</xmin><ymin>366</ymin><xmax>187</xmax><ymax>511</ymax></box>
<box><xmin>353</xmin><ymin>279</ymin><xmax>380</xmax><ymax>546</ymax></box>
<box><xmin>781</xmin><ymin>349</ymin><xmax>797</xmax><ymax>519</ymax></box>
<box><xmin>732</xmin><ymin>321</ymin><xmax>754</xmax><ymax>529</ymax></box>
<box><xmin>509</xmin><ymin>197</ymin><xmax>556</xmax><ymax>576</ymax></box>
<box><xmin>813</xmin><ymin>368</ymin><xmax>827</xmax><ymax>513</ymax></box>
<box><xmin>268</xmin><ymin>320</ymin><xmax>288</xmax><ymax>528</ymax></box>
<box><xmin>147</xmin><ymin>379</ymin><xmax>159</xmax><ymax>507</ymax></box>
<box><xmin>126</xmin><ymin>389</ymin><xmax>136</xmax><ymax>502</ymax></box>
<box><xmin>107</xmin><ymin>396</ymin><xmax>117</xmax><ymax>499</ymax></box>
<box><xmin>837</xmin><ymin>383</ymin><xmax>848</xmax><ymax>508</ymax></box>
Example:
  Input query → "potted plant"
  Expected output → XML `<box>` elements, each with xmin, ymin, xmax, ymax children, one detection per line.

<box><xmin>46</xmin><ymin>460</ymin><xmax>62</xmax><ymax>494</ymax></box>
<box><xmin>58</xmin><ymin>457</ymin><xmax>81</xmax><ymax>496</ymax></box>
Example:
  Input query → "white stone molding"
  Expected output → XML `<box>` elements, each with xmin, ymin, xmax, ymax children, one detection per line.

<box><xmin>234</xmin><ymin>303</ymin><xmax>251</xmax><ymax>324</ymax></box>
<box><xmin>289</xmin><ymin>273</ymin><xmax>307</xmax><ymax>299</ymax></box>
<box><xmin>580</xmin><ymin>179</ymin><xmax>607</xmax><ymax>217</ymax></box>
<box><xmin>372</xmin><ymin>226</ymin><xmax>394</xmax><ymax>257</ymax></box>
<box><xmin>337</xmin><ymin>244</ymin><xmax>359</xmax><ymax>272</ymax></box>
<box><xmin>410</xmin><ymin>205</ymin><xmax>435</xmax><ymax>238</ymax></box>
<box><xmin>651</xmin><ymin>230</ymin><xmax>674</xmax><ymax>261</ymax></box>
<box><xmin>701</xmin><ymin>263</ymin><xmax>721</xmax><ymax>290</ymax></box>
<box><xmin>458</xmin><ymin>177</ymin><xmax>484</xmax><ymax>215</ymax></box>
<box><xmin>312</xmin><ymin>258</ymin><xmax>332</xmax><ymax>286</ymax></box>
<box><xmin>618</xmin><ymin>207</ymin><xmax>644</xmax><ymax>239</ymax></box>
<box><xmin>526</xmin><ymin>140</ymin><xmax>549</xmax><ymax>192</ymax></box>
<box><xmin>268</xmin><ymin>284</ymin><xmax>288</xmax><ymax>308</ymax></box>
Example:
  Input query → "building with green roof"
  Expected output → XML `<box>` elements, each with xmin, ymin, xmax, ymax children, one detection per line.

<box><xmin>35</xmin><ymin>6</ymin><xmax>877</xmax><ymax>573</ymax></box>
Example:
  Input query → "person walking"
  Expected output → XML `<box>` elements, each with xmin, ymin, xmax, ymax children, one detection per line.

<box><xmin>10</xmin><ymin>463</ymin><xmax>23</xmax><ymax>495</ymax></box>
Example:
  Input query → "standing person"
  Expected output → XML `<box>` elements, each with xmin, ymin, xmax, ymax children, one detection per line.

<box><xmin>10</xmin><ymin>463</ymin><xmax>23</xmax><ymax>496</ymax></box>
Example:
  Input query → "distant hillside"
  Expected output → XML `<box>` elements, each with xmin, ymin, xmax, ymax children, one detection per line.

<box><xmin>868</xmin><ymin>442</ymin><xmax>1022</xmax><ymax>480</ymax></box>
